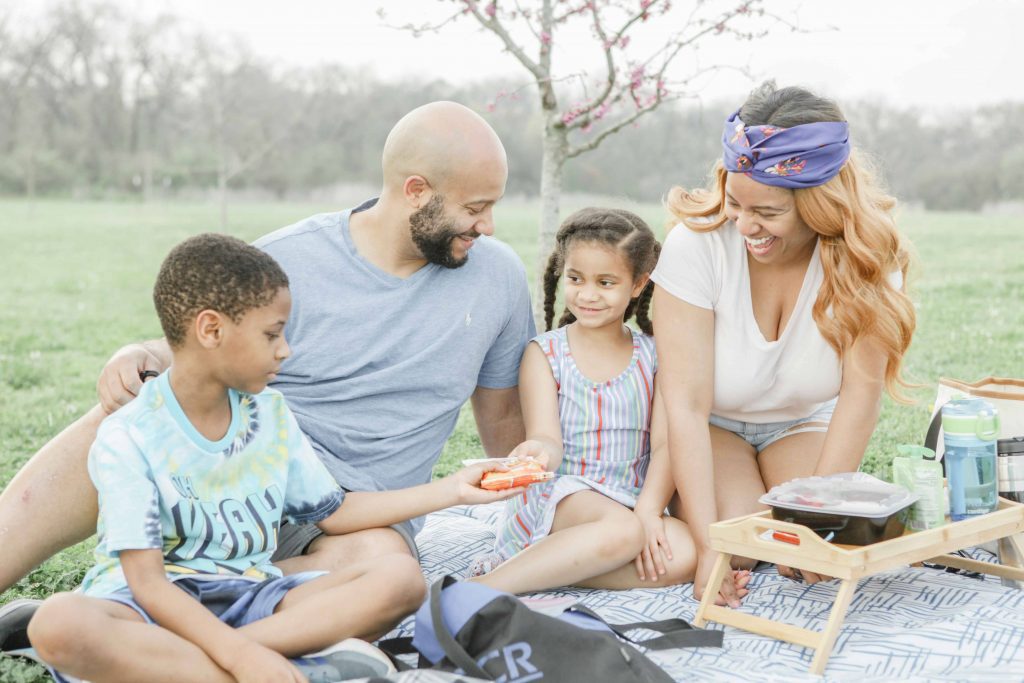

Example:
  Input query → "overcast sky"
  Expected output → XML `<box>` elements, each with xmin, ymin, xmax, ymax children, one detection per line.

<box><xmin>11</xmin><ymin>0</ymin><xmax>1020</xmax><ymax>111</ymax></box>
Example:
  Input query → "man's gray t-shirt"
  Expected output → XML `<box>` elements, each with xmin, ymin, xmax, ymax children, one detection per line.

<box><xmin>253</xmin><ymin>199</ymin><xmax>535</xmax><ymax>531</ymax></box>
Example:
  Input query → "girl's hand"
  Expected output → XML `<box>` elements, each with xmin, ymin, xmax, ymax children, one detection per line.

<box><xmin>508</xmin><ymin>440</ymin><xmax>551</xmax><ymax>470</ymax></box>
<box><xmin>227</xmin><ymin>642</ymin><xmax>307</xmax><ymax>683</ymax></box>
<box><xmin>634</xmin><ymin>513</ymin><xmax>673</xmax><ymax>581</ymax></box>
<box><xmin>449</xmin><ymin>461</ymin><xmax>525</xmax><ymax>505</ymax></box>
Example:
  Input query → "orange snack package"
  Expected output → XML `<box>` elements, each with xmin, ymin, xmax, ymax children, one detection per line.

<box><xmin>480</xmin><ymin>459</ymin><xmax>554</xmax><ymax>491</ymax></box>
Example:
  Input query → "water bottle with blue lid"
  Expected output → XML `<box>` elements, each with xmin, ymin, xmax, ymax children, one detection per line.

<box><xmin>942</xmin><ymin>397</ymin><xmax>1000</xmax><ymax>521</ymax></box>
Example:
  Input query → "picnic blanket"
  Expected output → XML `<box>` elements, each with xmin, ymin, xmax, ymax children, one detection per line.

<box><xmin>384</xmin><ymin>503</ymin><xmax>1024</xmax><ymax>683</ymax></box>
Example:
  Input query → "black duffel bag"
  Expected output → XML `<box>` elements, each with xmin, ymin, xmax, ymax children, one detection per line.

<box><xmin>379</xmin><ymin>576</ymin><xmax>722</xmax><ymax>682</ymax></box>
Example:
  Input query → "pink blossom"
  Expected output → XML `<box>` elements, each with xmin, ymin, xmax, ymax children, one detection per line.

<box><xmin>629</xmin><ymin>66</ymin><xmax>645</xmax><ymax>89</ymax></box>
<box><xmin>540</xmin><ymin>31</ymin><xmax>552</xmax><ymax>45</ymax></box>
<box><xmin>485</xmin><ymin>2</ymin><xmax>497</xmax><ymax>18</ymax></box>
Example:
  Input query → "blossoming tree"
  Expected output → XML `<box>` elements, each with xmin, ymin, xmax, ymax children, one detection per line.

<box><xmin>388</xmin><ymin>0</ymin><xmax>792</xmax><ymax>311</ymax></box>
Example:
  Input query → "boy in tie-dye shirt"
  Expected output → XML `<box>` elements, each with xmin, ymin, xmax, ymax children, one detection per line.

<box><xmin>29</xmin><ymin>234</ymin><xmax>520</xmax><ymax>683</ymax></box>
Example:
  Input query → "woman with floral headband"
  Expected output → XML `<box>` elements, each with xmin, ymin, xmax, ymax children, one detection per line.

<box><xmin>647</xmin><ymin>82</ymin><xmax>916</xmax><ymax>604</ymax></box>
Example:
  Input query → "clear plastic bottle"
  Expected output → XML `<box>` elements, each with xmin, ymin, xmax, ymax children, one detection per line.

<box><xmin>941</xmin><ymin>397</ymin><xmax>1000</xmax><ymax>521</ymax></box>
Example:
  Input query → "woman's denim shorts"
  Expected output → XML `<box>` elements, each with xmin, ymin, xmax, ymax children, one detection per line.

<box><xmin>708</xmin><ymin>398</ymin><xmax>837</xmax><ymax>453</ymax></box>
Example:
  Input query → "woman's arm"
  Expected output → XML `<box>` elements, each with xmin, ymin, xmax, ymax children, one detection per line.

<box><xmin>814</xmin><ymin>334</ymin><xmax>888</xmax><ymax>475</ymax></box>
<box><xmin>652</xmin><ymin>286</ymin><xmax>739</xmax><ymax>604</ymax></box>
<box><xmin>507</xmin><ymin>342</ymin><xmax>565</xmax><ymax>471</ymax></box>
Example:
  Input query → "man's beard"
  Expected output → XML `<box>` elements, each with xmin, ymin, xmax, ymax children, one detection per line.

<box><xmin>409</xmin><ymin>194</ymin><xmax>475</xmax><ymax>269</ymax></box>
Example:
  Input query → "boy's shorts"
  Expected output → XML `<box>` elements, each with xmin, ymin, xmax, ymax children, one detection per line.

<box><xmin>49</xmin><ymin>572</ymin><xmax>324</xmax><ymax>683</ymax></box>
<box><xmin>271</xmin><ymin>483</ymin><xmax>420</xmax><ymax>563</ymax></box>
<box><xmin>272</xmin><ymin>518</ymin><xmax>420</xmax><ymax>564</ymax></box>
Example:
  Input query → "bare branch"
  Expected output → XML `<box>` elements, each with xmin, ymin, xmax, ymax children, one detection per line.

<box><xmin>378</xmin><ymin>7</ymin><xmax>464</xmax><ymax>37</ymax></box>
<box><xmin>565</xmin><ymin>61</ymin><xmax>737</xmax><ymax>159</ymax></box>
<box><xmin>512</xmin><ymin>0</ymin><xmax>542</xmax><ymax>41</ymax></box>
<box><xmin>461</xmin><ymin>0</ymin><xmax>546</xmax><ymax>82</ymax></box>
<box><xmin>566</xmin><ymin>99</ymin><xmax>662</xmax><ymax>159</ymax></box>
<box><xmin>565</xmin><ymin>0</ymin><xmax>666</xmax><ymax>130</ymax></box>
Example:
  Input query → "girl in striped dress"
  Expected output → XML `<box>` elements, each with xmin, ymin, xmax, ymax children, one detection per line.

<box><xmin>472</xmin><ymin>208</ymin><xmax>750</xmax><ymax>597</ymax></box>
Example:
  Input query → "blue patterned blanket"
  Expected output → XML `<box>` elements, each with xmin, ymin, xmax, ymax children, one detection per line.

<box><xmin>389</xmin><ymin>503</ymin><xmax>1024</xmax><ymax>682</ymax></box>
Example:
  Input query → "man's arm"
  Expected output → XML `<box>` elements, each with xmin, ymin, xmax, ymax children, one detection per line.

<box><xmin>470</xmin><ymin>385</ymin><xmax>525</xmax><ymax>457</ymax></box>
<box><xmin>120</xmin><ymin>549</ymin><xmax>303</xmax><ymax>682</ymax></box>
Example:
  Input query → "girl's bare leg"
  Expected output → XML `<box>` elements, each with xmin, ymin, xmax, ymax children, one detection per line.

<box><xmin>576</xmin><ymin>516</ymin><xmax>698</xmax><ymax>589</ymax></box>
<box><xmin>471</xmin><ymin>490</ymin><xmax>645</xmax><ymax>595</ymax></box>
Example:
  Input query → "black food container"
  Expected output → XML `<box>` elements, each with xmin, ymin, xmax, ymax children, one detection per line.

<box><xmin>760</xmin><ymin>473</ymin><xmax>918</xmax><ymax>546</ymax></box>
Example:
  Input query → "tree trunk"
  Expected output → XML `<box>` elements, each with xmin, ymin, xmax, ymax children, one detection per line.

<box><xmin>534</xmin><ymin>121</ymin><xmax>568</xmax><ymax>326</ymax></box>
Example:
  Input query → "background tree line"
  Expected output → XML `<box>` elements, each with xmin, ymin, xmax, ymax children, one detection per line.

<box><xmin>2</xmin><ymin>1</ymin><xmax>1022</xmax><ymax>212</ymax></box>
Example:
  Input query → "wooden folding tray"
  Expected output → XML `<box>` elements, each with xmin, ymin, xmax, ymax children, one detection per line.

<box><xmin>692</xmin><ymin>498</ymin><xmax>1024</xmax><ymax>674</ymax></box>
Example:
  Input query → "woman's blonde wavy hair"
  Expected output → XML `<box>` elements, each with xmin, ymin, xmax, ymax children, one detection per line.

<box><xmin>666</xmin><ymin>84</ymin><xmax>916</xmax><ymax>400</ymax></box>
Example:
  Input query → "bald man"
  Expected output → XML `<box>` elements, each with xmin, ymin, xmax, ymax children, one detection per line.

<box><xmin>0</xmin><ymin>102</ymin><xmax>534</xmax><ymax>609</ymax></box>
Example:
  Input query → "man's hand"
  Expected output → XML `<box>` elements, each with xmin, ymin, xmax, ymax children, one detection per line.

<box><xmin>97</xmin><ymin>343</ymin><xmax>166</xmax><ymax>413</ymax></box>
<box><xmin>634</xmin><ymin>512</ymin><xmax>672</xmax><ymax>582</ymax></box>
<box><xmin>447</xmin><ymin>461</ymin><xmax>525</xmax><ymax>505</ymax></box>
<box><xmin>225</xmin><ymin>641</ymin><xmax>307</xmax><ymax>683</ymax></box>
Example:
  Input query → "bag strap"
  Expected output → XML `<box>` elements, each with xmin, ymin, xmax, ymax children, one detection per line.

<box><xmin>568</xmin><ymin>606</ymin><xmax>723</xmax><ymax>650</ymax></box>
<box><xmin>428</xmin><ymin>576</ymin><xmax>491</xmax><ymax>679</ymax></box>
<box><xmin>375</xmin><ymin>637</ymin><xmax>417</xmax><ymax>671</ymax></box>
<box><xmin>924</xmin><ymin>408</ymin><xmax>943</xmax><ymax>454</ymax></box>
<box><xmin>924</xmin><ymin>404</ymin><xmax>947</xmax><ymax>476</ymax></box>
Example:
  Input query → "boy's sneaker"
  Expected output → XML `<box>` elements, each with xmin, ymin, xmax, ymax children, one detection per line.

<box><xmin>0</xmin><ymin>599</ymin><xmax>41</xmax><ymax>650</ymax></box>
<box><xmin>293</xmin><ymin>638</ymin><xmax>396</xmax><ymax>682</ymax></box>
<box><xmin>0</xmin><ymin>598</ymin><xmax>43</xmax><ymax>663</ymax></box>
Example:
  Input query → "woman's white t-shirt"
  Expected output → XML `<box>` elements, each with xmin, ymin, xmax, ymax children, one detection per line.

<box><xmin>652</xmin><ymin>222</ymin><xmax>898</xmax><ymax>424</ymax></box>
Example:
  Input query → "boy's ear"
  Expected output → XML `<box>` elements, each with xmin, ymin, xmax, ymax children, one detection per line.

<box><xmin>194</xmin><ymin>309</ymin><xmax>225</xmax><ymax>349</ymax></box>
<box><xmin>631</xmin><ymin>274</ymin><xmax>651</xmax><ymax>299</ymax></box>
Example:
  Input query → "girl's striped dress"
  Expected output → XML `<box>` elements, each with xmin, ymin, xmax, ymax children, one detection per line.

<box><xmin>494</xmin><ymin>326</ymin><xmax>657</xmax><ymax>559</ymax></box>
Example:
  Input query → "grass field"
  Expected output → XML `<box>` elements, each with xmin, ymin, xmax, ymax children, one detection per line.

<box><xmin>1</xmin><ymin>198</ymin><xmax>1022</xmax><ymax>680</ymax></box>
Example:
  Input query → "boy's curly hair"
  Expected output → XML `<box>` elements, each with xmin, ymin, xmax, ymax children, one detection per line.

<box><xmin>153</xmin><ymin>233</ymin><xmax>289</xmax><ymax>348</ymax></box>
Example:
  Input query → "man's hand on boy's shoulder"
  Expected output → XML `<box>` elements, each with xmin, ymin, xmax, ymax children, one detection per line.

<box><xmin>97</xmin><ymin>339</ymin><xmax>171</xmax><ymax>413</ymax></box>
<box><xmin>446</xmin><ymin>461</ymin><xmax>525</xmax><ymax>505</ymax></box>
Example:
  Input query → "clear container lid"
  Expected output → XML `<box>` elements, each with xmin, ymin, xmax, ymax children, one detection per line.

<box><xmin>759</xmin><ymin>472</ymin><xmax>918</xmax><ymax>518</ymax></box>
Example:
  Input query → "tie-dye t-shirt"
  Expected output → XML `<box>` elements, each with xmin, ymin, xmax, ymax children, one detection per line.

<box><xmin>80</xmin><ymin>372</ymin><xmax>344</xmax><ymax>597</ymax></box>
